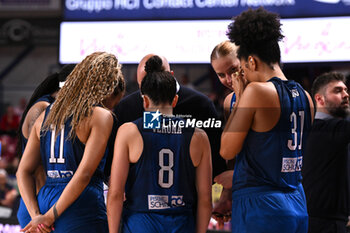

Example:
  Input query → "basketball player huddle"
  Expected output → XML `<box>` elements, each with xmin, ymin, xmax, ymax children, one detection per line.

<box><xmin>17</xmin><ymin>7</ymin><xmax>332</xmax><ymax>233</ymax></box>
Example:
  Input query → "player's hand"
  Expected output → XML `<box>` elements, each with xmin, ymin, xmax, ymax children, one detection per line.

<box><xmin>21</xmin><ymin>214</ymin><xmax>54</xmax><ymax>233</ymax></box>
<box><xmin>214</xmin><ymin>170</ymin><xmax>233</xmax><ymax>189</ymax></box>
<box><xmin>212</xmin><ymin>188</ymin><xmax>232</xmax><ymax>229</ymax></box>
<box><xmin>212</xmin><ymin>211</ymin><xmax>231</xmax><ymax>229</ymax></box>
<box><xmin>232</xmin><ymin>69</ymin><xmax>247</xmax><ymax>105</ymax></box>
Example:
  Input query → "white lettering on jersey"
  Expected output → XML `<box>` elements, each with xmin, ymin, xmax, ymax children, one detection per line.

<box><xmin>47</xmin><ymin>170</ymin><xmax>74</xmax><ymax>178</ymax></box>
<box><xmin>148</xmin><ymin>195</ymin><xmax>170</xmax><ymax>210</ymax></box>
<box><xmin>281</xmin><ymin>156</ymin><xmax>302</xmax><ymax>172</ymax></box>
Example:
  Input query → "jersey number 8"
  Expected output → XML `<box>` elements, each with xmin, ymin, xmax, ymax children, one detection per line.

<box><xmin>158</xmin><ymin>148</ymin><xmax>174</xmax><ymax>188</ymax></box>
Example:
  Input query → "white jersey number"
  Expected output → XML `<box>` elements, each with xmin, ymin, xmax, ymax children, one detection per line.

<box><xmin>49</xmin><ymin>126</ymin><xmax>65</xmax><ymax>164</ymax></box>
<box><xmin>288</xmin><ymin>111</ymin><xmax>305</xmax><ymax>151</ymax></box>
<box><xmin>158</xmin><ymin>149</ymin><xmax>174</xmax><ymax>188</ymax></box>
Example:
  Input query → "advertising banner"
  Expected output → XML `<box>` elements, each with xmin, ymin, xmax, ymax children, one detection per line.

<box><xmin>63</xmin><ymin>0</ymin><xmax>350</xmax><ymax>20</ymax></box>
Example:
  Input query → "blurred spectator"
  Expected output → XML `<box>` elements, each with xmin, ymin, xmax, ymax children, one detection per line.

<box><xmin>0</xmin><ymin>105</ymin><xmax>20</xmax><ymax>133</ymax></box>
<box><xmin>0</xmin><ymin>135</ymin><xmax>17</xmax><ymax>165</ymax></box>
<box><xmin>0</xmin><ymin>104</ymin><xmax>20</xmax><ymax>174</ymax></box>
<box><xmin>13</xmin><ymin>98</ymin><xmax>27</xmax><ymax>117</ymax></box>
<box><xmin>0</xmin><ymin>169</ymin><xmax>18</xmax><ymax>208</ymax></box>
<box><xmin>0</xmin><ymin>134</ymin><xmax>18</xmax><ymax>175</ymax></box>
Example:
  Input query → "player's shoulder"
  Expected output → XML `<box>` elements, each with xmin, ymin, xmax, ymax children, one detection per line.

<box><xmin>117</xmin><ymin>122</ymin><xmax>140</xmax><ymax>138</ymax></box>
<box><xmin>192</xmin><ymin>128</ymin><xmax>209</xmax><ymax>143</ymax></box>
<box><xmin>224</xmin><ymin>92</ymin><xmax>234</xmax><ymax>105</ymax></box>
<box><xmin>28</xmin><ymin>101</ymin><xmax>50</xmax><ymax>115</ymax></box>
<box><xmin>93</xmin><ymin>106</ymin><xmax>113</xmax><ymax>116</ymax></box>
<box><xmin>245</xmin><ymin>81</ymin><xmax>274</xmax><ymax>93</ymax></box>
<box><xmin>33</xmin><ymin>111</ymin><xmax>46</xmax><ymax>135</ymax></box>
<box><xmin>91</xmin><ymin>106</ymin><xmax>114</xmax><ymax>126</ymax></box>
<box><xmin>242</xmin><ymin>82</ymin><xmax>277</xmax><ymax>105</ymax></box>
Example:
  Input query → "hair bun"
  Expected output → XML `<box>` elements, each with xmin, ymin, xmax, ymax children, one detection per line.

<box><xmin>145</xmin><ymin>56</ymin><xmax>164</xmax><ymax>74</ymax></box>
<box><xmin>228</xmin><ymin>7</ymin><xmax>284</xmax><ymax>47</ymax></box>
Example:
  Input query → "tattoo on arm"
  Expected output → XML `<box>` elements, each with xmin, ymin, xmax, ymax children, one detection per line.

<box><xmin>27</xmin><ymin>109</ymin><xmax>43</xmax><ymax>135</ymax></box>
<box><xmin>53</xmin><ymin>203</ymin><xmax>58</xmax><ymax>220</ymax></box>
<box><xmin>26</xmin><ymin>104</ymin><xmax>48</xmax><ymax>136</ymax></box>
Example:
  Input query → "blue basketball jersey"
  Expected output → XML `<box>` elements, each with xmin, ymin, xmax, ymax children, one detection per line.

<box><xmin>232</xmin><ymin>77</ymin><xmax>312</xmax><ymax>191</ymax></box>
<box><xmin>124</xmin><ymin>117</ymin><xmax>196</xmax><ymax>215</ymax></box>
<box><xmin>230</xmin><ymin>92</ymin><xmax>236</xmax><ymax>113</ymax></box>
<box><xmin>17</xmin><ymin>94</ymin><xmax>55</xmax><ymax>228</ymax></box>
<box><xmin>36</xmin><ymin>105</ymin><xmax>109</xmax><ymax>233</ymax></box>
<box><xmin>40</xmin><ymin>106</ymin><xmax>106</xmax><ymax>181</ymax></box>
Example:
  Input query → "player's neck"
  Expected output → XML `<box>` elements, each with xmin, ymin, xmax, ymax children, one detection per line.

<box><xmin>146</xmin><ymin>105</ymin><xmax>173</xmax><ymax>116</ymax></box>
<box><xmin>259</xmin><ymin>63</ymin><xmax>286</xmax><ymax>82</ymax></box>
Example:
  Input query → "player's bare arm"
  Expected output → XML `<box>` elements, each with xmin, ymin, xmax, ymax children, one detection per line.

<box><xmin>107</xmin><ymin>122</ymin><xmax>143</xmax><ymax>233</ymax></box>
<box><xmin>16</xmin><ymin>112</ymin><xmax>44</xmax><ymax>218</ymax></box>
<box><xmin>221</xmin><ymin>82</ymin><xmax>280</xmax><ymax>159</ymax></box>
<box><xmin>21</xmin><ymin>107</ymin><xmax>114</xmax><ymax>233</ymax></box>
<box><xmin>191</xmin><ymin>128</ymin><xmax>212</xmax><ymax>233</ymax></box>
<box><xmin>22</xmin><ymin>101</ymin><xmax>50</xmax><ymax>138</ymax></box>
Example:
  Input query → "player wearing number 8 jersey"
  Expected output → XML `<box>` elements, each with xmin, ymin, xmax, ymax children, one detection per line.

<box><xmin>221</xmin><ymin>8</ymin><xmax>314</xmax><ymax>233</ymax></box>
<box><xmin>16</xmin><ymin>52</ymin><xmax>125</xmax><ymax>233</ymax></box>
<box><xmin>107</xmin><ymin>55</ymin><xmax>212</xmax><ymax>233</ymax></box>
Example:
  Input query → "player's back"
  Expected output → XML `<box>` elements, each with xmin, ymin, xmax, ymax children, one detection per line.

<box><xmin>40</xmin><ymin>110</ymin><xmax>84</xmax><ymax>181</ymax></box>
<box><xmin>232</xmin><ymin>77</ymin><xmax>312</xmax><ymax>191</ymax></box>
<box><xmin>124</xmin><ymin>116</ymin><xmax>196</xmax><ymax>215</ymax></box>
<box><xmin>40</xmin><ymin>106</ymin><xmax>106</xmax><ymax>181</ymax></box>
<box><xmin>37</xmin><ymin>105</ymin><xmax>108</xmax><ymax>233</ymax></box>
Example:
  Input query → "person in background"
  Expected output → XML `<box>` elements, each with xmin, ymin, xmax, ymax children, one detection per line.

<box><xmin>107</xmin><ymin>55</ymin><xmax>212</xmax><ymax>233</ymax></box>
<box><xmin>302</xmin><ymin>71</ymin><xmax>350</xmax><ymax>233</ymax></box>
<box><xmin>222</xmin><ymin>7</ymin><xmax>314</xmax><ymax>232</ymax></box>
<box><xmin>0</xmin><ymin>169</ymin><xmax>18</xmax><ymax>208</ymax></box>
<box><xmin>210</xmin><ymin>40</ymin><xmax>245</xmax><ymax>229</ymax></box>
<box><xmin>16</xmin><ymin>64</ymin><xmax>76</xmax><ymax>228</ymax></box>
<box><xmin>0</xmin><ymin>105</ymin><xmax>20</xmax><ymax>133</ymax></box>
<box><xmin>211</xmin><ymin>40</ymin><xmax>241</xmax><ymax>119</ymax></box>
<box><xmin>110</xmin><ymin>53</ymin><xmax>226</xmax><ymax>183</ymax></box>
<box><xmin>14</xmin><ymin>98</ymin><xmax>27</xmax><ymax>117</ymax></box>
<box><xmin>0</xmin><ymin>105</ymin><xmax>21</xmax><ymax>171</ymax></box>
<box><xmin>16</xmin><ymin>52</ymin><xmax>125</xmax><ymax>233</ymax></box>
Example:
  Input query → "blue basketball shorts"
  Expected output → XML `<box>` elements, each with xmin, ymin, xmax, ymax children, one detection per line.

<box><xmin>122</xmin><ymin>210</ymin><xmax>195</xmax><ymax>233</ymax></box>
<box><xmin>231</xmin><ymin>185</ymin><xmax>308</xmax><ymax>233</ymax></box>
<box><xmin>37</xmin><ymin>178</ymin><xmax>108</xmax><ymax>233</ymax></box>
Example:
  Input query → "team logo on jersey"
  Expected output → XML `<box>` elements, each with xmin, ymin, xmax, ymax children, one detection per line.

<box><xmin>281</xmin><ymin>156</ymin><xmax>302</xmax><ymax>172</ymax></box>
<box><xmin>291</xmin><ymin>89</ymin><xmax>299</xmax><ymax>98</ymax></box>
<box><xmin>148</xmin><ymin>195</ymin><xmax>185</xmax><ymax>210</ymax></box>
<box><xmin>143</xmin><ymin>110</ymin><xmax>162</xmax><ymax>129</ymax></box>
<box><xmin>170</xmin><ymin>195</ymin><xmax>185</xmax><ymax>207</ymax></box>
<box><xmin>148</xmin><ymin>195</ymin><xmax>170</xmax><ymax>209</ymax></box>
<box><xmin>47</xmin><ymin>170</ymin><xmax>74</xmax><ymax>178</ymax></box>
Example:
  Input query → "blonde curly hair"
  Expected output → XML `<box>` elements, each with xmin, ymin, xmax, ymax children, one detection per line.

<box><xmin>42</xmin><ymin>51</ymin><xmax>124</xmax><ymax>137</ymax></box>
